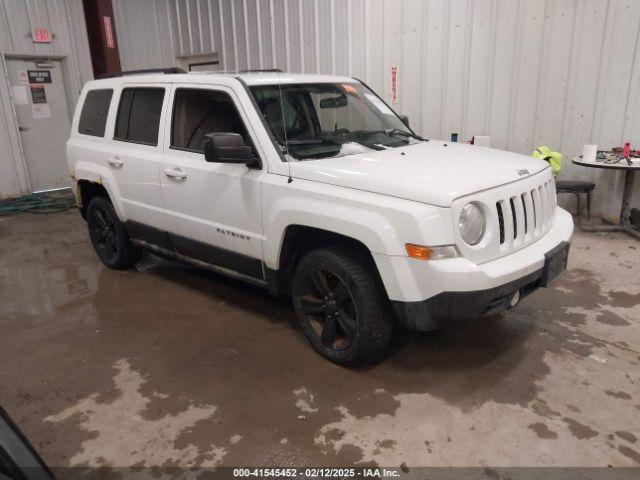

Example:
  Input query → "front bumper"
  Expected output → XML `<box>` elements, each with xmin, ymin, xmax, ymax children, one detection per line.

<box><xmin>373</xmin><ymin>207</ymin><xmax>574</xmax><ymax>331</ymax></box>
<box><xmin>391</xmin><ymin>264</ymin><xmax>546</xmax><ymax>331</ymax></box>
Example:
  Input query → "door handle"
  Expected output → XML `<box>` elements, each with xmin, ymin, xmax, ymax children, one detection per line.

<box><xmin>107</xmin><ymin>155</ymin><xmax>124</xmax><ymax>167</ymax></box>
<box><xmin>164</xmin><ymin>167</ymin><xmax>187</xmax><ymax>180</ymax></box>
<box><xmin>18</xmin><ymin>125</ymin><xmax>29</xmax><ymax>132</ymax></box>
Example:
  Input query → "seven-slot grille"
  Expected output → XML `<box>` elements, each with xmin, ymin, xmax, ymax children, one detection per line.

<box><xmin>495</xmin><ymin>179</ymin><xmax>556</xmax><ymax>248</ymax></box>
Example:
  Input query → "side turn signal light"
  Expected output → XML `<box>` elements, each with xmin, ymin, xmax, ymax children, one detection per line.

<box><xmin>405</xmin><ymin>244</ymin><xmax>460</xmax><ymax>261</ymax></box>
<box><xmin>405</xmin><ymin>244</ymin><xmax>431</xmax><ymax>260</ymax></box>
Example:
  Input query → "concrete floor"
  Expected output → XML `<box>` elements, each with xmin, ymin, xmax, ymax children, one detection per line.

<box><xmin>0</xmin><ymin>210</ymin><xmax>639</xmax><ymax>471</ymax></box>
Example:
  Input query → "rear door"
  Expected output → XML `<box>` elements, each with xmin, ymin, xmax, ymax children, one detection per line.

<box><xmin>158</xmin><ymin>83</ymin><xmax>266</xmax><ymax>280</ymax></box>
<box><xmin>108</xmin><ymin>83</ymin><xmax>169</xmax><ymax>235</ymax></box>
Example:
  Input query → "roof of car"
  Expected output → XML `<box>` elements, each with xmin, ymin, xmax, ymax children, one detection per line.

<box><xmin>86</xmin><ymin>71</ymin><xmax>358</xmax><ymax>87</ymax></box>
<box><xmin>233</xmin><ymin>72</ymin><xmax>356</xmax><ymax>85</ymax></box>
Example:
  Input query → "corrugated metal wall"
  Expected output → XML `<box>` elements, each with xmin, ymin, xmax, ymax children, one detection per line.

<box><xmin>111</xmin><ymin>0</ymin><xmax>177</xmax><ymax>70</ymax></box>
<box><xmin>0</xmin><ymin>0</ymin><xmax>635</xmax><ymax>217</ymax></box>
<box><xmin>0</xmin><ymin>0</ymin><xmax>93</xmax><ymax>198</ymax></box>
<box><xmin>112</xmin><ymin>0</ymin><xmax>640</xmax><ymax>217</ymax></box>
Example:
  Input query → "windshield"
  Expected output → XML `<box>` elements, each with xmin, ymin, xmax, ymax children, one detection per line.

<box><xmin>250</xmin><ymin>82</ymin><xmax>419</xmax><ymax>160</ymax></box>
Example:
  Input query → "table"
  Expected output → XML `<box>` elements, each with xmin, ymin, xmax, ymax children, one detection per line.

<box><xmin>572</xmin><ymin>156</ymin><xmax>640</xmax><ymax>240</ymax></box>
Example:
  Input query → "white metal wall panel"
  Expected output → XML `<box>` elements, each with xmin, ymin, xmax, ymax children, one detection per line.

<box><xmin>244</xmin><ymin>0</ymin><xmax>259</xmax><ymax>69</ymax></box>
<box><xmin>256</xmin><ymin>0</ymin><xmax>272</xmax><ymax>69</ymax></box>
<box><xmin>464</xmin><ymin>0</ymin><xmax>488</xmax><ymax>140</ymax></box>
<box><xmin>112</xmin><ymin>0</ymin><xmax>178</xmax><ymax>70</ymax></box>
<box><xmin>232</xmin><ymin>0</ymin><xmax>248</xmax><ymax>69</ymax></box>
<box><xmin>221</xmin><ymin>0</ymin><xmax>236</xmax><ymax>69</ymax></box>
<box><xmin>299</xmin><ymin>0</ymin><xmax>314</xmax><ymax>72</ymax></box>
<box><xmin>96</xmin><ymin>1</ymin><xmax>640</xmax><ymax>215</ymax></box>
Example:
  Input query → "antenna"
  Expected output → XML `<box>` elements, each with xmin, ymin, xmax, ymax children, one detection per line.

<box><xmin>277</xmin><ymin>70</ymin><xmax>293</xmax><ymax>183</ymax></box>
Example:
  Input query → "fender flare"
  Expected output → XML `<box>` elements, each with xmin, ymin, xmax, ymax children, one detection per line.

<box><xmin>263</xmin><ymin>199</ymin><xmax>405</xmax><ymax>270</ymax></box>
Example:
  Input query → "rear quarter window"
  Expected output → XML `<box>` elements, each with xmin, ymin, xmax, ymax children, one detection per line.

<box><xmin>78</xmin><ymin>89</ymin><xmax>113</xmax><ymax>137</ymax></box>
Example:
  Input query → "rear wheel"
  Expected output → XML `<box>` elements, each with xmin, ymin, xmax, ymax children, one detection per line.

<box><xmin>291</xmin><ymin>247</ymin><xmax>393</xmax><ymax>366</ymax></box>
<box><xmin>87</xmin><ymin>196</ymin><xmax>141</xmax><ymax>269</ymax></box>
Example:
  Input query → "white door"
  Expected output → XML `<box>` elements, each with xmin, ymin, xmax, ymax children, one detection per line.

<box><xmin>7</xmin><ymin>58</ymin><xmax>72</xmax><ymax>191</ymax></box>
<box><xmin>159</xmin><ymin>85</ymin><xmax>266</xmax><ymax>279</ymax></box>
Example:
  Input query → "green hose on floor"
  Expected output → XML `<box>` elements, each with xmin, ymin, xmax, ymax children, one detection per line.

<box><xmin>0</xmin><ymin>189</ymin><xmax>76</xmax><ymax>216</ymax></box>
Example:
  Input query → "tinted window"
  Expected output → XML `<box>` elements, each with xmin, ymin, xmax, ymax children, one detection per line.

<box><xmin>114</xmin><ymin>88</ymin><xmax>164</xmax><ymax>145</ymax></box>
<box><xmin>78</xmin><ymin>89</ymin><xmax>112</xmax><ymax>137</ymax></box>
<box><xmin>171</xmin><ymin>89</ymin><xmax>249</xmax><ymax>153</ymax></box>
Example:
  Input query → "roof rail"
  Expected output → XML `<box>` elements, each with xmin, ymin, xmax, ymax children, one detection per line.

<box><xmin>238</xmin><ymin>68</ymin><xmax>283</xmax><ymax>73</ymax></box>
<box><xmin>97</xmin><ymin>67</ymin><xmax>187</xmax><ymax>79</ymax></box>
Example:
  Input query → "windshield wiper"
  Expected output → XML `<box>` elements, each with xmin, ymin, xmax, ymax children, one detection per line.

<box><xmin>319</xmin><ymin>133</ymin><xmax>385</xmax><ymax>151</ymax></box>
<box><xmin>285</xmin><ymin>138</ymin><xmax>340</xmax><ymax>146</ymax></box>
<box><xmin>345</xmin><ymin>137</ymin><xmax>385</xmax><ymax>151</ymax></box>
<box><xmin>353</xmin><ymin>128</ymin><xmax>426</xmax><ymax>142</ymax></box>
<box><xmin>388</xmin><ymin>129</ymin><xmax>426</xmax><ymax>141</ymax></box>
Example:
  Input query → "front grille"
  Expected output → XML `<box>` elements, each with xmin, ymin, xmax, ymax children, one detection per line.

<box><xmin>495</xmin><ymin>179</ymin><xmax>556</xmax><ymax>248</ymax></box>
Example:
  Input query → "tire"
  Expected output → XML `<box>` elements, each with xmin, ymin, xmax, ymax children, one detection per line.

<box><xmin>291</xmin><ymin>247</ymin><xmax>393</xmax><ymax>366</ymax></box>
<box><xmin>86</xmin><ymin>196</ymin><xmax>141</xmax><ymax>269</ymax></box>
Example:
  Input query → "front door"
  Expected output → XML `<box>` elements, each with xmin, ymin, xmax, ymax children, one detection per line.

<box><xmin>6</xmin><ymin>58</ymin><xmax>72</xmax><ymax>191</ymax></box>
<box><xmin>159</xmin><ymin>85</ymin><xmax>266</xmax><ymax>280</ymax></box>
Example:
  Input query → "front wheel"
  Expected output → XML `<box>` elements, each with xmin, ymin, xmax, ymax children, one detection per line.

<box><xmin>291</xmin><ymin>247</ymin><xmax>393</xmax><ymax>366</ymax></box>
<box><xmin>86</xmin><ymin>196</ymin><xmax>141</xmax><ymax>269</ymax></box>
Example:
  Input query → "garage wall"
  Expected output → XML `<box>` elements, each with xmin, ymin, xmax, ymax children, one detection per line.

<box><xmin>0</xmin><ymin>0</ymin><xmax>93</xmax><ymax>198</ymax></box>
<box><xmin>0</xmin><ymin>0</ymin><xmax>636</xmax><ymax>217</ymax></box>
<box><xmin>111</xmin><ymin>0</ymin><xmax>640</xmax><ymax>218</ymax></box>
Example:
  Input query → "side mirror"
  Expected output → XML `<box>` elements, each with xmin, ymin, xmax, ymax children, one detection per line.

<box><xmin>399</xmin><ymin>115</ymin><xmax>410</xmax><ymax>127</ymax></box>
<box><xmin>204</xmin><ymin>133</ymin><xmax>260</xmax><ymax>168</ymax></box>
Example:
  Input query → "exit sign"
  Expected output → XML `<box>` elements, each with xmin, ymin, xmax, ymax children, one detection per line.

<box><xmin>32</xmin><ymin>28</ymin><xmax>52</xmax><ymax>43</ymax></box>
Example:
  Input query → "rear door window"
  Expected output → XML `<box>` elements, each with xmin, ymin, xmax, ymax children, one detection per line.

<box><xmin>78</xmin><ymin>89</ymin><xmax>113</xmax><ymax>137</ymax></box>
<box><xmin>114</xmin><ymin>87</ymin><xmax>165</xmax><ymax>145</ymax></box>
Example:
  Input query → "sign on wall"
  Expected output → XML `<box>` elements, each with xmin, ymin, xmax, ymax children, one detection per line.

<box><xmin>103</xmin><ymin>16</ymin><xmax>115</xmax><ymax>48</ymax></box>
<box><xmin>11</xmin><ymin>86</ymin><xmax>28</xmax><ymax>105</ymax></box>
<box><xmin>32</xmin><ymin>28</ymin><xmax>52</xmax><ymax>43</ymax></box>
<box><xmin>390</xmin><ymin>65</ymin><xmax>398</xmax><ymax>104</ymax></box>
<box><xmin>30</xmin><ymin>85</ymin><xmax>47</xmax><ymax>104</ymax></box>
<box><xmin>32</xmin><ymin>104</ymin><xmax>51</xmax><ymax>119</ymax></box>
<box><xmin>27</xmin><ymin>70</ymin><xmax>52</xmax><ymax>84</ymax></box>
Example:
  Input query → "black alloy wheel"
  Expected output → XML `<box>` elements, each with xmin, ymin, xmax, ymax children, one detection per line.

<box><xmin>298</xmin><ymin>267</ymin><xmax>358</xmax><ymax>350</ymax></box>
<box><xmin>292</xmin><ymin>247</ymin><xmax>393</xmax><ymax>365</ymax></box>
<box><xmin>89</xmin><ymin>203</ymin><xmax>119</xmax><ymax>262</ymax></box>
<box><xmin>86</xmin><ymin>196</ymin><xmax>141</xmax><ymax>269</ymax></box>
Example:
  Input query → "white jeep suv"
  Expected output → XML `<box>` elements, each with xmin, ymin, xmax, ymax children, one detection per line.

<box><xmin>67</xmin><ymin>69</ymin><xmax>573</xmax><ymax>365</ymax></box>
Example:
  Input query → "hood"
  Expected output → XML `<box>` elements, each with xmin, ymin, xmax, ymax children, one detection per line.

<box><xmin>290</xmin><ymin>140</ymin><xmax>549</xmax><ymax>207</ymax></box>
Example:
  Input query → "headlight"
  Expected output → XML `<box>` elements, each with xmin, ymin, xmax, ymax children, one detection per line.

<box><xmin>459</xmin><ymin>203</ymin><xmax>485</xmax><ymax>245</ymax></box>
